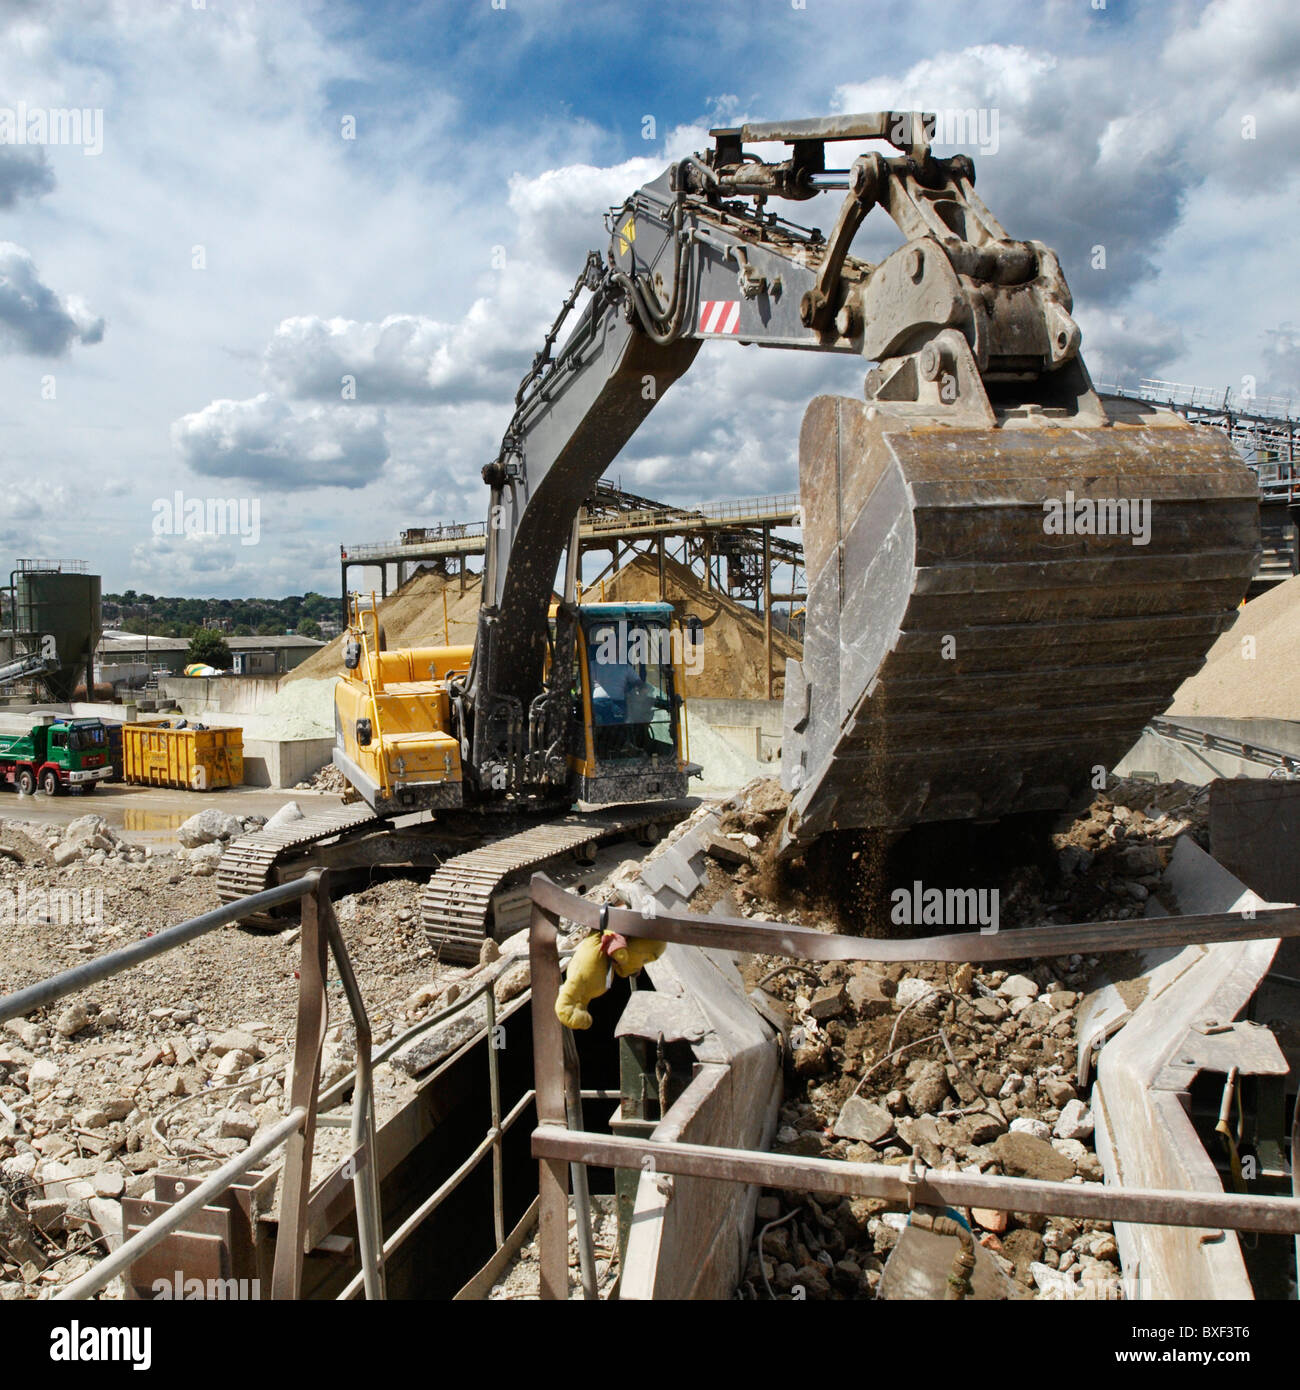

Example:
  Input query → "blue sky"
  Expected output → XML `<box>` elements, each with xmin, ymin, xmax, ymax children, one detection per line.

<box><xmin>0</xmin><ymin>0</ymin><xmax>1296</xmax><ymax>597</ymax></box>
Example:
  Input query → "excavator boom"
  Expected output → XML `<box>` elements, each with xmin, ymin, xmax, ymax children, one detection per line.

<box><xmin>428</xmin><ymin>113</ymin><xmax>1259</xmax><ymax>850</ymax></box>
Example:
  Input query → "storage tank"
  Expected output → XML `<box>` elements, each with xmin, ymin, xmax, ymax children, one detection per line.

<box><xmin>13</xmin><ymin>559</ymin><xmax>101</xmax><ymax>701</ymax></box>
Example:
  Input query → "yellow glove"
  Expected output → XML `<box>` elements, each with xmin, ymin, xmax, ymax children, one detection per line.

<box><xmin>555</xmin><ymin>929</ymin><xmax>666</xmax><ymax>1030</ymax></box>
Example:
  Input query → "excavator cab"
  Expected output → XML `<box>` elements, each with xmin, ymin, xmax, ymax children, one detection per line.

<box><xmin>567</xmin><ymin>602</ymin><xmax>695</xmax><ymax>804</ymax></box>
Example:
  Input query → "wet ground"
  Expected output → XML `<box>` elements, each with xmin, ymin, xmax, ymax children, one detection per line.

<box><xmin>0</xmin><ymin>782</ymin><xmax>345</xmax><ymax>847</ymax></box>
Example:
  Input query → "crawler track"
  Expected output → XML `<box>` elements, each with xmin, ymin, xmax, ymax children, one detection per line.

<box><xmin>420</xmin><ymin>800</ymin><xmax>694</xmax><ymax>963</ymax></box>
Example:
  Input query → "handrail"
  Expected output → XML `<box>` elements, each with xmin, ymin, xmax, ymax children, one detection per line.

<box><xmin>329</xmin><ymin>941</ymin><xmax>576</xmax><ymax>1300</ymax></box>
<box><xmin>526</xmin><ymin>873</ymin><xmax>1300</xmax><ymax>1299</ymax></box>
<box><xmin>0</xmin><ymin>870</ymin><xmax>385</xmax><ymax>1301</ymax></box>
<box><xmin>341</xmin><ymin>492</ymin><xmax>805</xmax><ymax>559</ymax></box>
<box><xmin>0</xmin><ymin>874</ymin><xmax>317</xmax><ymax>1024</ymax></box>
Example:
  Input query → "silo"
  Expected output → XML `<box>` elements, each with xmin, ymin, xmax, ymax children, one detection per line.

<box><xmin>13</xmin><ymin>559</ymin><xmax>101</xmax><ymax>701</ymax></box>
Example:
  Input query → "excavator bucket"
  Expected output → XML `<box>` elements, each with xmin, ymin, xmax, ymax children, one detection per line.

<box><xmin>780</xmin><ymin>392</ymin><xmax>1260</xmax><ymax>851</ymax></box>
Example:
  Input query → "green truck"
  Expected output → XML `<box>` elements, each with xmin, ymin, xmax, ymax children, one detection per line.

<box><xmin>0</xmin><ymin>714</ymin><xmax>113</xmax><ymax>795</ymax></box>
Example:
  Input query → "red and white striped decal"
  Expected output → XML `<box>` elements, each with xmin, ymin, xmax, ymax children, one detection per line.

<box><xmin>697</xmin><ymin>300</ymin><xmax>740</xmax><ymax>335</ymax></box>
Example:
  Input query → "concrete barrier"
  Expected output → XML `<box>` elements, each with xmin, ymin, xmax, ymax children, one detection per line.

<box><xmin>159</xmin><ymin>675</ymin><xmax>282</xmax><ymax>717</ymax></box>
<box><xmin>689</xmin><ymin>697</ymin><xmax>783</xmax><ymax>762</ymax></box>
<box><xmin>1084</xmin><ymin>837</ymin><xmax>1289</xmax><ymax>1299</ymax></box>
<box><xmin>240</xmin><ymin>737</ymin><xmax>333</xmax><ymax>789</ymax></box>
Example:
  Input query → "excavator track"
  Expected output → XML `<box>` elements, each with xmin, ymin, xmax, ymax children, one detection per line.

<box><xmin>420</xmin><ymin>800</ymin><xmax>694</xmax><ymax>963</ymax></box>
<box><xmin>216</xmin><ymin>803</ymin><xmax>381</xmax><ymax>923</ymax></box>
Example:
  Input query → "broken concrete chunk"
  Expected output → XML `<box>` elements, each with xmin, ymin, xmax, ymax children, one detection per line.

<box><xmin>905</xmin><ymin>1061</ymin><xmax>949</xmax><ymax>1115</ymax></box>
<box><xmin>705</xmin><ymin>834</ymin><xmax>752</xmax><ymax>866</ymax></box>
<box><xmin>55</xmin><ymin>1003</ymin><xmax>91</xmax><ymax>1038</ymax></box>
<box><xmin>832</xmin><ymin>1097</ymin><xmax>894</xmax><ymax>1145</ymax></box>
<box><xmin>178</xmin><ymin>808</ymin><xmax>245</xmax><ymax>847</ymax></box>
<box><xmin>845</xmin><ymin>968</ymin><xmax>890</xmax><ymax>1014</ymax></box>
<box><xmin>895</xmin><ymin>978</ymin><xmax>938</xmax><ymax>1012</ymax></box>
<box><xmin>991</xmin><ymin>1131</ymin><xmax>1077</xmax><ymax>1183</ymax></box>
<box><xmin>807</xmin><ymin>984</ymin><xmax>848</xmax><ymax>1020</ymax></box>
<box><xmin>209</xmin><ymin>1030</ymin><xmax>262</xmax><ymax>1058</ymax></box>
<box><xmin>1054</xmin><ymin>1099</ymin><xmax>1094</xmax><ymax>1141</ymax></box>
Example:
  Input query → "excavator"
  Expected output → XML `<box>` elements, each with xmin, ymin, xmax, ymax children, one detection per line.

<box><xmin>218</xmin><ymin>111</ymin><xmax>1259</xmax><ymax>958</ymax></box>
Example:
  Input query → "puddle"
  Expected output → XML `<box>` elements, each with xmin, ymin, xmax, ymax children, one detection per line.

<box><xmin>120</xmin><ymin>809</ymin><xmax>190</xmax><ymax>832</ymax></box>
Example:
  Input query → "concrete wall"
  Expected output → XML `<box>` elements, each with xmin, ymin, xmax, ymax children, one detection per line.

<box><xmin>159</xmin><ymin>675</ymin><xmax>282</xmax><ymax>717</ymax></box>
<box><xmin>689</xmin><ymin>696</ymin><xmax>784</xmax><ymax>762</ymax></box>
<box><xmin>240</xmin><ymin>737</ymin><xmax>333</xmax><ymax>789</ymax></box>
<box><xmin>1115</xmin><ymin>716</ymin><xmax>1300</xmax><ymax>783</ymax></box>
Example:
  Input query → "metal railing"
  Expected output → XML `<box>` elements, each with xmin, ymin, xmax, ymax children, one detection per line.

<box><xmin>0</xmin><ymin>873</ymin><xmax>584</xmax><ymax>1301</ymax></box>
<box><xmin>0</xmin><ymin>871</ymin><xmax>385</xmax><ymax>1301</ymax></box>
<box><xmin>328</xmin><ymin>944</ymin><xmax>571</xmax><ymax>1301</ymax></box>
<box><xmin>526</xmin><ymin>874</ymin><xmax>1300</xmax><ymax>1300</ymax></box>
<box><xmin>1146</xmin><ymin>716</ymin><xmax>1300</xmax><ymax>776</ymax></box>
<box><xmin>1099</xmin><ymin>378</ymin><xmax>1296</xmax><ymax>421</ymax></box>
<box><xmin>341</xmin><ymin>492</ymin><xmax>805</xmax><ymax>563</ymax></box>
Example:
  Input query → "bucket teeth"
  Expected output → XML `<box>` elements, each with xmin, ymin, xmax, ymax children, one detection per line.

<box><xmin>781</xmin><ymin>395</ymin><xmax>1260</xmax><ymax>850</ymax></box>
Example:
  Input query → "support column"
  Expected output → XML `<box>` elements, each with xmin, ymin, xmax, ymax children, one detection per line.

<box><xmin>380</xmin><ymin>563</ymin><xmax>388</xmax><ymax>599</ymax></box>
<box><xmin>763</xmin><ymin>523</ymin><xmax>773</xmax><ymax>702</ymax></box>
<box><xmin>657</xmin><ymin>536</ymin><xmax>666</xmax><ymax>601</ymax></box>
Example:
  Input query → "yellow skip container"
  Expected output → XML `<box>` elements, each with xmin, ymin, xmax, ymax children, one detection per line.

<box><xmin>121</xmin><ymin>722</ymin><xmax>244</xmax><ymax>791</ymax></box>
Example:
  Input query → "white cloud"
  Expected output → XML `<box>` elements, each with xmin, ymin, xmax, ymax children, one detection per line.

<box><xmin>0</xmin><ymin>145</ymin><xmax>55</xmax><ymax>207</ymax></box>
<box><xmin>0</xmin><ymin>241</ymin><xmax>104</xmax><ymax>355</ymax></box>
<box><xmin>3</xmin><ymin>1</ymin><xmax>1297</xmax><ymax>597</ymax></box>
<box><xmin>170</xmin><ymin>393</ymin><xmax>389</xmax><ymax>490</ymax></box>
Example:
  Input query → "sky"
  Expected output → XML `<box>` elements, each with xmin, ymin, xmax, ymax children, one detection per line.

<box><xmin>0</xmin><ymin>0</ymin><xmax>1296</xmax><ymax>598</ymax></box>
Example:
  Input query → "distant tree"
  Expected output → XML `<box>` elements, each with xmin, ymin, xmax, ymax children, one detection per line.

<box><xmin>187</xmin><ymin>628</ymin><xmax>231</xmax><ymax>669</ymax></box>
<box><xmin>297</xmin><ymin>618</ymin><xmax>322</xmax><ymax>640</ymax></box>
<box><xmin>232</xmin><ymin>623</ymin><xmax>254</xmax><ymax>636</ymax></box>
<box><xmin>256</xmin><ymin>621</ymin><xmax>280</xmax><ymax>636</ymax></box>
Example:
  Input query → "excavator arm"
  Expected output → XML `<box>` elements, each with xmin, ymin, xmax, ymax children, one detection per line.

<box><xmin>460</xmin><ymin>112</ymin><xmax>1259</xmax><ymax>850</ymax></box>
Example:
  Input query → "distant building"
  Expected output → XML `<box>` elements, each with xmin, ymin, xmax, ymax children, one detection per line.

<box><xmin>97</xmin><ymin>631</ymin><xmax>325</xmax><ymax>680</ymax></box>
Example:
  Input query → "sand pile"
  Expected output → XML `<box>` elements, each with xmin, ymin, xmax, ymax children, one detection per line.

<box><xmin>287</xmin><ymin>569</ymin><xmax>483</xmax><ymax>682</ymax></box>
<box><xmin>230</xmin><ymin>678</ymin><xmax>337</xmax><ymax>740</ymax></box>
<box><xmin>599</xmin><ymin>553</ymin><xmax>801</xmax><ymax>700</ymax></box>
<box><xmin>1168</xmin><ymin>574</ymin><xmax>1300</xmax><ymax>719</ymax></box>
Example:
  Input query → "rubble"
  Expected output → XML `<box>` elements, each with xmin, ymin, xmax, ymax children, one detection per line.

<box><xmin>711</xmin><ymin>774</ymin><xmax>1188</xmax><ymax>1301</ymax></box>
<box><xmin>0</xmin><ymin>819</ymin><xmax>470</xmax><ymax>1300</ymax></box>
